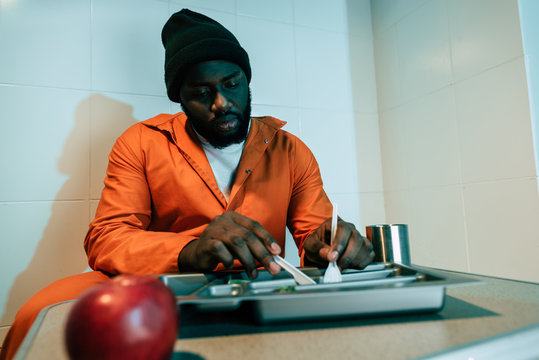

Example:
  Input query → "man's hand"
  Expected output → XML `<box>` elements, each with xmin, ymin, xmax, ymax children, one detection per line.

<box><xmin>178</xmin><ymin>211</ymin><xmax>282</xmax><ymax>278</ymax></box>
<box><xmin>303</xmin><ymin>218</ymin><xmax>374</xmax><ymax>269</ymax></box>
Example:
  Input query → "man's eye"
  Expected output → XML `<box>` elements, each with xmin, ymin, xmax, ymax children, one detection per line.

<box><xmin>192</xmin><ymin>89</ymin><xmax>209</xmax><ymax>98</ymax></box>
<box><xmin>225</xmin><ymin>81</ymin><xmax>239</xmax><ymax>89</ymax></box>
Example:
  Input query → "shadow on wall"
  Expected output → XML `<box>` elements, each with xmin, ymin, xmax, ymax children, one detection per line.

<box><xmin>1</xmin><ymin>94</ymin><xmax>138</xmax><ymax>326</ymax></box>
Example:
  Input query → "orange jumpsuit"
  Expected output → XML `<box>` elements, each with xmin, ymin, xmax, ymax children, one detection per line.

<box><xmin>0</xmin><ymin>113</ymin><xmax>332</xmax><ymax>359</ymax></box>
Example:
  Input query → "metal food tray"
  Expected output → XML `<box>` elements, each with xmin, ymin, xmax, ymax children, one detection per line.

<box><xmin>160</xmin><ymin>263</ymin><xmax>480</xmax><ymax>323</ymax></box>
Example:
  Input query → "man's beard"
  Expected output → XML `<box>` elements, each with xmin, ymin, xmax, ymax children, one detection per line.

<box><xmin>183</xmin><ymin>90</ymin><xmax>252</xmax><ymax>149</ymax></box>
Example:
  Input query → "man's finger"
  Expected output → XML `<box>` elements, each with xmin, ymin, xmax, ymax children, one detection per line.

<box><xmin>199</xmin><ymin>238</ymin><xmax>235</xmax><ymax>270</ymax></box>
<box><xmin>356</xmin><ymin>237</ymin><xmax>375</xmax><ymax>269</ymax></box>
<box><xmin>227</xmin><ymin>211</ymin><xmax>281</xmax><ymax>254</ymax></box>
<box><xmin>242</xmin><ymin>231</ymin><xmax>281</xmax><ymax>275</ymax></box>
<box><xmin>330</xmin><ymin>221</ymin><xmax>353</xmax><ymax>257</ymax></box>
<box><xmin>303</xmin><ymin>235</ymin><xmax>331</xmax><ymax>267</ymax></box>
<box><xmin>200</xmin><ymin>211</ymin><xmax>282</xmax><ymax>277</ymax></box>
<box><xmin>225</xmin><ymin>233</ymin><xmax>259</xmax><ymax>278</ymax></box>
<box><xmin>337</xmin><ymin>228</ymin><xmax>361</xmax><ymax>268</ymax></box>
<box><xmin>339</xmin><ymin>233</ymin><xmax>374</xmax><ymax>269</ymax></box>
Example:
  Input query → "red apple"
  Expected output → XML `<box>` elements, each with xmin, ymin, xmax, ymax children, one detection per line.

<box><xmin>65</xmin><ymin>274</ymin><xmax>178</xmax><ymax>360</ymax></box>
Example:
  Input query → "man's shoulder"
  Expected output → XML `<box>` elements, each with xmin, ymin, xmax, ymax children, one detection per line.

<box><xmin>251</xmin><ymin>116</ymin><xmax>311</xmax><ymax>152</ymax></box>
<box><xmin>120</xmin><ymin>112</ymin><xmax>185</xmax><ymax>136</ymax></box>
<box><xmin>140</xmin><ymin>112</ymin><xmax>186</xmax><ymax>128</ymax></box>
<box><xmin>253</xmin><ymin>116</ymin><xmax>287</xmax><ymax>130</ymax></box>
<box><xmin>114</xmin><ymin>112</ymin><xmax>187</xmax><ymax>148</ymax></box>
<box><xmin>251</xmin><ymin>116</ymin><xmax>297</xmax><ymax>141</ymax></box>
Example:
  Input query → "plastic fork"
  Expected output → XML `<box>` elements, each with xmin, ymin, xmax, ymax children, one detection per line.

<box><xmin>273</xmin><ymin>255</ymin><xmax>316</xmax><ymax>285</ymax></box>
<box><xmin>323</xmin><ymin>203</ymin><xmax>342</xmax><ymax>283</ymax></box>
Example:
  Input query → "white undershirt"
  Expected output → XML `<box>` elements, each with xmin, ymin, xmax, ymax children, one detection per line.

<box><xmin>193</xmin><ymin>123</ymin><xmax>250</xmax><ymax>202</ymax></box>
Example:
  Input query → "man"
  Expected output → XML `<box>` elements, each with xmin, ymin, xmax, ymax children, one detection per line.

<box><xmin>0</xmin><ymin>9</ymin><xmax>374</xmax><ymax>359</ymax></box>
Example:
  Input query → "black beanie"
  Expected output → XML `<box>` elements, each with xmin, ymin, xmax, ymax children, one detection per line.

<box><xmin>161</xmin><ymin>9</ymin><xmax>252</xmax><ymax>103</ymax></box>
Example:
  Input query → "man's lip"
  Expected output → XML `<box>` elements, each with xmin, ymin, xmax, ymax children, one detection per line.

<box><xmin>214</xmin><ymin>113</ymin><xmax>238</xmax><ymax>122</ymax></box>
<box><xmin>213</xmin><ymin>114</ymin><xmax>240</xmax><ymax>131</ymax></box>
<box><xmin>214</xmin><ymin>114</ymin><xmax>240</xmax><ymax>131</ymax></box>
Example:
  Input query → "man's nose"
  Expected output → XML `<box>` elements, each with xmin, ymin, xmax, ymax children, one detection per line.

<box><xmin>211</xmin><ymin>91</ymin><xmax>231</xmax><ymax>113</ymax></box>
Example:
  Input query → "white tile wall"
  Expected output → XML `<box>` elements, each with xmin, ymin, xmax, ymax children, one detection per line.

<box><xmin>349</xmin><ymin>33</ymin><xmax>379</xmax><ymax>114</ymax></box>
<box><xmin>355</xmin><ymin>113</ymin><xmax>384</xmax><ymax>193</ymax></box>
<box><xmin>237</xmin><ymin>17</ymin><xmax>297</xmax><ymax>107</ymax></box>
<box><xmin>370</xmin><ymin>0</ymin><xmax>429</xmax><ymax>35</ymax></box>
<box><xmin>329</xmin><ymin>192</ymin><xmax>362</xmax><ymax>229</ymax></box>
<box><xmin>90</xmin><ymin>200</ymin><xmax>100</xmax><ymax>223</ymax></box>
<box><xmin>347</xmin><ymin>0</ymin><xmax>379</xmax><ymax>114</ymax></box>
<box><xmin>384</xmin><ymin>190</ymin><xmax>411</xmax><ymax>225</ymax></box>
<box><xmin>284</xmin><ymin>229</ymin><xmax>300</xmax><ymax>266</ymax></box>
<box><xmin>295</xmin><ymin>26</ymin><xmax>354</xmax><ymax>112</ymax></box>
<box><xmin>373</xmin><ymin>0</ymin><xmax>538</xmax><ymax>282</ymax></box>
<box><xmin>463</xmin><ymin>179</ymin><xmax>539</xmax><ymax>282</ymax></box>
<box><xmin>373</xmin><ymin>27</ymin><xmax>401</xmax><ymax>109</ymax></box>
<box><xmin>409</xmin><ymin>185</ymin><xmax>468</xmax><ymax>271</ymax></box>
<box><xmin>405</xmin><ymin>87</ymin><xmax>461</xmax><ymax>188</ymax></box>
<box><xmin>237</xmin><ymin>0</ymin><xmax>294</xmax><ymax>23</ymax></box>
<box><xmin>0</xmin><ymin>201</ymin><xmax>89</xmax><ymax>325</ymax></box>
<box><xmin>358</xmin><ymin>192</ymin><xmax>386</xmax><ymax>230</ymax></box>
<box><xmin>519</xmin><ymin>0</ymin><xmax>539</xmax><ymax>57</ymax></box>
<box><xmin>396</xmin><ymin>0</ymin><xmax>452</xmax><ymax>102</ymax></box>
<box><xmin>170</xmin><ymin>0</ymin><xmax>235</xmax><ymax>14</ymax></box>
<box><xmin>379</xmin><ymin>106</ymin><xmax>409</xmax><ymax>191</ymax></box>
<box><xmin>0</xmin><ymin>326</ymin><xmax>9</xmax><ymax>351</ymax></box>
<box><xmin>346</xmin><ymin>0</ymin><xmax>372</xmax><ymax>38</ymax></box>
<box><xmin>0</xmin><ymin>85</ymin><xmax>90</xmax><ymax>202</ymax></box>
<box><xmin>526</xmin><ymin>54</ymin><xmax>539</xmax><ymax>179</ymax></box>
<box><xmin>293</xmin><ymin>0</ymin><xmax>347</xmax><ymax>33</ymax></box>
<box><xmin>300</xmin><ymin>108</ymin><xmax>358</xmax><ymax>195</ymax></box>
<box><xmin>455</xmin><ymin>57</ymin><xmax>535</xmax><ymax>183</ymax></box>
<box><xmin>448</xmin><ymin>0</ymin><xmax>524</xmax><ymax>82</ymax></box>
<box><xmin>92</xmin><ymin>0</ymin><xmax>170</xmax><ymax>96</ymax></box>
<box><xmin>519</xmin><ymin>0</ymin><xmax>539</xmax><ymax>181</ymax></box>
<box><xmin>348</xmin><ymin>0</ymin><xmax>385</xmax><ymax>235</ymax></box>
<box><xmin>0</xmin><ymin>0</ymin><xmax>92</xmax><ymax>89</ymax></box>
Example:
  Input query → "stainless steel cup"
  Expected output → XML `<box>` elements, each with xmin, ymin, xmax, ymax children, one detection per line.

<box><xmin>366</xmin><ymin>224</ymin><xmax>411</xmax><ymax>265</ymax></box>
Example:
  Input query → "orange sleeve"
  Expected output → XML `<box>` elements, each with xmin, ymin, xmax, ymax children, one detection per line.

<box><xmin>287</xmin><ymin>136</ymin><xmax>332</xmax><ymax>255</ymax></box>
<box><xmin>84</xmin><ymin>126</ymin><xmax>193</xmax><ymax>275</ymax></box>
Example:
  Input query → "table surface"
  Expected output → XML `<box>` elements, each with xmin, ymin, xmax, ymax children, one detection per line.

<box><xmin>14</xmin><ymin>268</ymin><xmax>539</xmax><ymax>360</ymax></box>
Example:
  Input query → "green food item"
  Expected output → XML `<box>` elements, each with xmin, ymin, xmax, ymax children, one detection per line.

<box><xmin>227</xmin><ymin>279</ymin><xmax>251</xmax><ymax>285</ymax></box>
<box><xmin>277</xmin><ymin>285</ymin><xmax>297</xmax><ymax>293</ymax></box>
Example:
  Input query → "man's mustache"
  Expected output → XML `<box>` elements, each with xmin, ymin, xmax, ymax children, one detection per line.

<box><xmin>213</xmin><ymin>110</ymin><xmax>242</xmax><ymax>121</ymax></box>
